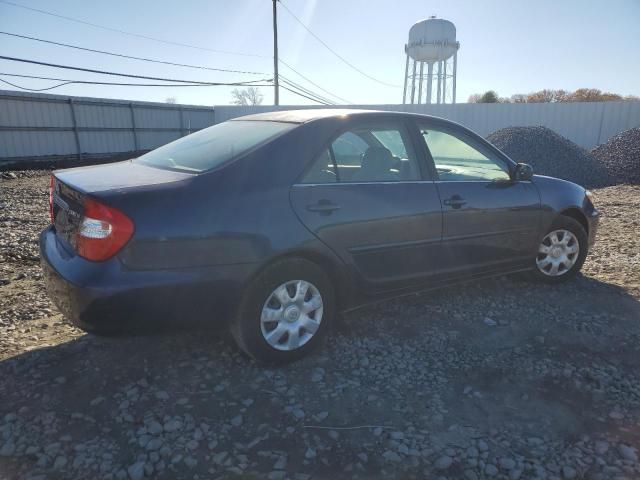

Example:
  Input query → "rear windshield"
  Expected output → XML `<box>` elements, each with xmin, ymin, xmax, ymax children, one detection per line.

<box><xmin>136</xmin><ymin>120</ymin><xmax>295</xmax><ymax>173</ymax></box>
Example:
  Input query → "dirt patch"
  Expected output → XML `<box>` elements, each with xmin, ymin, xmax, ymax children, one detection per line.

<box><xmin>1</xmin><ymin>175</ymin><xmax>639</xmax><ymax>479</ymax></box>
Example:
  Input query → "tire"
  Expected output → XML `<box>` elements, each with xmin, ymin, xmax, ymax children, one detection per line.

<box><xmin>230</xmin><ymin>258</ymin><xmax>335</xmax><ymax>364</ymax></box>
<box><xmin>528</xmin><ymin>215</ymin><xmax>588</xmax><ymax>284</ymax></box>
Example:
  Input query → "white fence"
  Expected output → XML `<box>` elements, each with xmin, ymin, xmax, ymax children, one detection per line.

<box><xmin>1</xmin><ymin>88</ymin><xmax>639</xmax><ymax>167</ymax></box>
<box><xmin>214</xmin><ymin>101</ymin><xmax>640</xmax><ymax>149</ymax></box>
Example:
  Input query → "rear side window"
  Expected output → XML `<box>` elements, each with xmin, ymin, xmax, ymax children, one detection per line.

<box><xmin>300</xmin><ymin>125</ymin><xmax>421</xmax><ymax>183</ymax></box>
<box><xmin>136</xmin><ymin>120</ymin><xmax>295</xmax><ymax>173</ymax></box>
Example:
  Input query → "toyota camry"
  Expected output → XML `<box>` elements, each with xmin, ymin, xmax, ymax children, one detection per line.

<box><xmin>41</xmin><ymin>109</ymin><xmax>599</xmax><ymax>362</ymax></box>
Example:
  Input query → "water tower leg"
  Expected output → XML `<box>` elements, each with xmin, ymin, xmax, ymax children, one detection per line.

<box><xmin>410</xmin><ymin>59</ymin><xmax>417</xmax><ymax>104</ymax></box>
<box><xmin>452</xmin><ymin>51</ymin><xmax>457</xmax><ymax>104</ymax></box>
<box><xmin>417</xmin><ymin>62</ymin><xmax>424</xmax><ymax>105</ymax></box>
<box><xmin>443</xmin><ymin>58</ymin><xmax>447</xmax><ymax>104</ymax></box>
<box><xmin>426</xmin><ymin>63</ymin><xmax>433</xmax><ymax>104</ymax></box>
<box><xmin>436</xmin><ymin>61</ymin><xmax>442</xmax><ymax>104</ymax></box>
<box><xmin>402</xmin><ymin>53</ymin><xmax>409</xmax><ymax>104</ymax></box>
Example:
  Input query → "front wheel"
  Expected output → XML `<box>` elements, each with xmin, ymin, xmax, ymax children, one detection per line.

<box><xmin>231</xmin><ymin>258</ymin><xmax>335</xmax><ymax>363</ymax></box>
<box><xmin>529</xmin><ymin>216</ymin><xmax>588</xmax><ymax>283</ymax></box>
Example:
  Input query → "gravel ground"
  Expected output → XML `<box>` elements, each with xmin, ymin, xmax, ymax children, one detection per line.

<box><xmin>487</xmin><ymin>127</ymin><xmax>613</xmax><ymax>189</ymax></box>
<box><xmin>1</xmin><ymin>174</ymin><xmax>639</xmax><ymax>480</ymax></box>
<box><xmin>591</xmin><ymin>128</ymin><xmax>640</xmax><ymax>185</ymax></box>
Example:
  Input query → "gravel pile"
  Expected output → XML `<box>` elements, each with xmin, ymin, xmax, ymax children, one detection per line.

<box><xmin>1</xmin><ymin>174</ymin><xmax>640</xmax><ymax>479</ymax></box>
<box><xmin>591</xmin><ymin>127</ymin><xmax>640</xmax><ymax>185</ymax></box>
<box><xmin>487</xmin><ymin>126</ymin><xmax>613</xmax><ymax>188</ymax></box>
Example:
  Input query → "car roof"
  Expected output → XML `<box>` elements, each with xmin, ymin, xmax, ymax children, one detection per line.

<box><xmin>231</xmin><ymin>108</ymin><xmax>427</xmax><ymax>124</ymax></box>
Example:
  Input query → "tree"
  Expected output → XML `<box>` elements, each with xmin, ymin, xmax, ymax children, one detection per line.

<box><xmin>467</xmin><ymin>93</ymin><xmax>482</xmax><ymax>103</ymax></box>
<box><xmin>526</xmin><ymin>89</ymin><xmax>569</xmax><ymax>103</ymax></box>
<box><xmin>567</xmin><ymin>88</ymin><xmax>621</xmax><ymax>102</ymax></box>
<box><xmin>231</xmin><ymin>87</ymin><xmax>264</xmax><ymax>106</ymax></box>
<box><xmin>510</xmin><ymin>94</ymin><xmax>528</xmax><ymax>103</ymax></box>
<box><xmin>478</xmin><ymin>90</ymin><xmax>499</xmax><ymax>103</ymax></box>
<box><xmin>165</xmin><ymin>97</ymin><xmax>177</xmax><ymax>104</ymax></box>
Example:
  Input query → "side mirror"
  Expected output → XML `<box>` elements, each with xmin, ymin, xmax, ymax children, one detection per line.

<box><xmin>513</xmin><ymin>163</ymin><xmax>533</xmax><ymax>181</ymax></box>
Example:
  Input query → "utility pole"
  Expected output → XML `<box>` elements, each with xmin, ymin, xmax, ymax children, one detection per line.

<box><xmin>272</xmin><ymin>0</ymin><xmax>279</xmax><ymax>105</ymax></box>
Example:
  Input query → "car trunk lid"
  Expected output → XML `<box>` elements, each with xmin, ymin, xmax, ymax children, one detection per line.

<box><xmin>51</xmin><ymin>160</ymin><xmax>194</xmax><ymax>253</ymax></box>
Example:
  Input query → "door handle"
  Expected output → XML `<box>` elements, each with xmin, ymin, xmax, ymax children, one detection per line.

<box><xmin>306</xmin><ymin>199</ymin><xmax>341</xmax><ymax>214</ymax></box>
<box><xmin>443</xmin><ymin>196</ymin><xmax>467</xmax><ymax>209</ymax></box>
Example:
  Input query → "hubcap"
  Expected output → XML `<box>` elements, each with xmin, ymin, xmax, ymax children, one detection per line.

<box><xmin>260</xmin><ymin>280</ymin><xmax>323</xmax><ymax>351</ymax></box>
<box><xmin>536</xmin><ymin>229</ymin><xmax>580</xmax><ymax>277</ymax></box>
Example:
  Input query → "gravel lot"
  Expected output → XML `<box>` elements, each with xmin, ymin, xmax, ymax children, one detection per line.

<box><xmin>1</xmin><ymin>173</ymin><xmax>639</xmax><ymax>480</ymax></box>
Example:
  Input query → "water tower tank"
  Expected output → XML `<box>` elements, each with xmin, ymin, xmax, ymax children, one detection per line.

<box><xmin>406</xmin><ymin>18</ymin><xmax>457</xmax><ymax>63</ymax></box>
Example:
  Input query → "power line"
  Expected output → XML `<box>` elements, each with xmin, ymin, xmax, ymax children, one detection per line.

<box><xmin>0</xmin><ymin>72</ymin><xmax>332</xmax><ymax>106</ymax></box>
<box><xmin>0</xmin><ymin>56</ymin><xmax>270</xmax><ymax>86</ymax></box>
<box><xmin>0</xmin><ymin>0</ymin><xmax>353</xmax><ymax>103</ymax></box>
<box><xmin>279</xmin><ymin>83</ymin><xmax>332</xmax><ymax>105</ymax></box>
<box><xmin>0</xmin><ymin>72</ymin><xmax>274</xmax><ymax>92</ymax></box>
<box><xmin>279</xmin><ymin>59</ymin><xmax>352</xmax><ymax>104</ymax></box>
<box><xmin>0</xmin><ymin>31</ymin><xmax>266</xmax><ymax>75</ymax></box>
<box><xmin>280</xmin><ymin>76</ymin><xmax>336</xmax><ymax>105</ymax></box>
<box><xmin>278</xmin><ymin>1</ymin><xmax>400</xmax><ymax>88</ymax></box>
<box><xmin>0</xmin><ymin>0</ymin><xmax>269</xmax><ymax>58</ymax></box>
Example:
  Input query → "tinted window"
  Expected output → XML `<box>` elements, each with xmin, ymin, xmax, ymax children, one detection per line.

<box><xmin>301</xmin><ymin>125</ymin><xmax>420</xmax><ymax>183</ymax></box>
<box><xmin>421</xmin><ymin>128</ymin><xmax>510</xmax><ymax>182</ymax></box>
<box><xmin>136</xmin><ymin>120</ymin><xmax>295</xmax><ymax>173</ymax></box>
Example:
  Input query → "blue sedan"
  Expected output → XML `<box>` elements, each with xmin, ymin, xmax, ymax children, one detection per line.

<box><xmin>41</xmin><ymin>109</ymin><xmax>599</xmax><ymax>362</ymax></box>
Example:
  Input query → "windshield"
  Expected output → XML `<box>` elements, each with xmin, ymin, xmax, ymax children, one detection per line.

<box><xmin>136</xmin><ymin>120</ymin><xmax>296</xmax><ymax>173</ymax></box>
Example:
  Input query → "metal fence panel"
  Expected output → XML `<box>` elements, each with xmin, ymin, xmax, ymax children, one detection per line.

<box><xmin>1</xmin><ymin>89</ymin><xmax>639</xmax><ymax>167</ymax></box>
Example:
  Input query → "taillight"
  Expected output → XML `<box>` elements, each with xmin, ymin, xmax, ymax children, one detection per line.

<box><xmin>49</xmin><ymin>175</ymin><xmax>55</xmax><ymax>224</ymax></box>
<box><xmin>76</xmin><ymin>197</ymin><xmax>134</xmax><ymax>261</ymax></box>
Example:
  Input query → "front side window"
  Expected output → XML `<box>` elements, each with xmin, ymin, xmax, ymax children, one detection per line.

<box><xmin>421</xmin><ymin>128</ymin><xmax>511</xmax><ymax>182</ymax></box>
<box><xmin>136</xmin><ymin>120</ymin><xmax>295</xmax><ymax>173</ymax></box>
<box><xmin>300</xmin><ymin>125</ymin><xmax>420</xmax><ymax>183</ymax></box>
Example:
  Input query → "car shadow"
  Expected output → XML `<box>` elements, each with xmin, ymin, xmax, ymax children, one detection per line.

<box><xmin>1</xmin><ymin>272</ymin><xmax>639</xmax><ymax>479</ymax></box>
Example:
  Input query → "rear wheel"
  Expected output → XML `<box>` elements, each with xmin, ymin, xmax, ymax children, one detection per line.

<box><xmin>231</xmin><ymin>258</ymin><xmax>335</xmax><ymax>363</ymax></box>
<box><xmin>529</xmin><ymin>216</ymin><xmax>588</xmax><ymax>283</ymax></box>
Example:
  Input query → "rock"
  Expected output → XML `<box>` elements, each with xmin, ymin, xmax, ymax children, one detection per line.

<box><xmin>231</xmin><ymin>415</ymin><xmax>243</xmax><ymax>427</ymax></box>
<box><xmin>434</xmin><ymin>455</ymin><xmax>453</xmax><ymax>470</ymax></box>
<box><xmin>155</xmin><ymin>391</ymin><xmax>170</xmax><ymax>400</ymax></box>
<box><xmin>466</xmin><ymin>446</ymin><xmax>479</xmax><ymax>458</ymax></box>
<box><xmin>147</xmin><ymin>421</ymin><xmax>163</xmax><ymax>435</ymax></box>
<box><xmin>274</xmin><ymin>455</ymin><xmax>287</xmax><ymax>470</ymax></box>
<box><xmin>485</xmin><ymin>464</ymin><xmax>498</xmax><ymax>476</ymax></box>
<box><xmin>184</xmin><ymin>456</ymin><xmax>197</xmax><ymax>468</ymax></box>
<box><xmin>268</xmin><ymin>472</ymin><xmax>286</xmax><ymax>480</ymax></box>
<box><xmin>500</xmin><ymin>457</ymin><xmax>516</xmax><ymax>470</ymax></box>
<box><xmin>487</xmin><ymin>126</ymin><xmax>613</xmax><ymax>188</ymax></box>
<box><xmin>0</xmin><ymin>442</ymin><xmax>16</xmax><ymax>456</ymax></box>
<box><xmin>484</xmin><ymin>317</ymin><xmax>497</xmax><ymax>326</ymax></box>
<box><xmin>305</xmin><ymin>448</ymin><xmax>316</xmax><ymax>459</ymax></box>
<box><xmin>477</xmin><ymin>439</ymin><xmax>489</xmax><ymax>451</ymax></box>
<box><xmin>594</xmin><ymin>441</ymin><xmax>609</xmax><ymax>455</ymax></box>
<box><xmin>382</xmin><ymin>450</ymin><xmax>402</xmax><ymax>462</ymax></box>
<box><xmin>127</xmin><ymin>461</ymin><xmax>145</xmax><ymax>480</ymax></box>
<box><xmin>53</xmin><ymin>455</ymin><xmax>67</xmax><ymax>469</ymax></box>
<box><xmin>562</xmin><ymin>465</ymin><xmax>577</xmax><ymax>479</ymax></box>
<box><xmin>163</xmin><ymin>419</ymin><xmax>182</xmax><ymax>433</ymax></box>
<box><xmin>617</xmin><ymin>444</ymin><xmax>638</xmax><ymax>462</ymax></box>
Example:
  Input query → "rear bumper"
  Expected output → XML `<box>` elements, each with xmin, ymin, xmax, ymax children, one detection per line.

<box><xmin>40</xmin><ymin>226</ymin><xmax>258</xmax><ymax>332</ymax></box>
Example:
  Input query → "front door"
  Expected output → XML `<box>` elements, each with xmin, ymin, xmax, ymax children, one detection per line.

<box><xmin>417</xmin><ymin>122</ymin><xmax>541</xmax><ymax>274</ymax></box>
<box><xmin>290</xmin><ymin>119</ymin><xmax>443</xmax><ymax>293</ymax></box>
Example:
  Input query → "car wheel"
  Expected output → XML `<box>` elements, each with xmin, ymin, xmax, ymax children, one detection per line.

<box><xmin>231</xmin><ymin>258</ymin><xmax>335</xmax><ymax>363</ymax></box>
<box><xmin>529</xmin><ymin>216</ymin><xmax>588</xmax><ymax>283</ymax></box>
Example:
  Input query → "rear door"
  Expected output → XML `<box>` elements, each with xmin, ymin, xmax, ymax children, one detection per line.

<box><xmin>290</xmin><ymin>118</ymin><xmax>444</xmax><ymax>294</ymax></box>
<box><xmin>417</xmin><ymin>121</ymin><xmax>541</xmax><ymax>273</ymax></box>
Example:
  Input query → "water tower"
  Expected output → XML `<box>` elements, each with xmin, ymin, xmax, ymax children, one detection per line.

<box><xmin>403</xmin><ymin>17</ymin><xmax>460</xmax><ymax>105</ymax></box>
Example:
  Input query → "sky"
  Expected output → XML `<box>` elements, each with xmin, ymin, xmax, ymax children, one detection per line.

<box><xmin>0</xmin><ymin>0</ymin><xmax>638</xmax><ymax>106</ymax></box>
